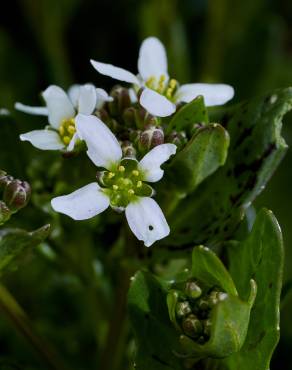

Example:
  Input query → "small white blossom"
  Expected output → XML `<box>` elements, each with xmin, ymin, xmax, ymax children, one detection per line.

<box><xmin>51</xmin><ymin>114</ymin><xmax>176</xmax><ymax>247</ymax></box>
<box><xmin>16</xmin><ymin>84</ymin><xmax>112</xmax><ymax>151</ymax></box>
<box><xmin>90</xmin><ymin>37</ymin><xmax>234</xmax><ymax>117</ymax></box>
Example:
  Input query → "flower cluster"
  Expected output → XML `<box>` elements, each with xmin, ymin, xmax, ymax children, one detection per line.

<box><xmin>15</xmin><ymin>37</ymin><xmax>234</xmax><ymax>246</ymax></box>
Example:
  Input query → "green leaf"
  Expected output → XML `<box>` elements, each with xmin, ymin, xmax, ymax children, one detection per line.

<box><xmin>192</xmin><ymin>246</ymin><xmax>237</xmax><ymax>296</ymax></box>
<box><xmin>0</xmin><ymin>225</ymin><xmax>50</xmax><ymax>275</ymax></box>
<box><xmin>128</xmin><ymin>270</ymin><xmax>183</xmax><ymax>370</ymax></box>
<box><xmin>164</xmin><ymin>124</ymin><xmax>229</xmax><ymax>193</ymax></box>
<box><xmin>221</xmin><ymin>209</ymin><xmax>283</xmax><ymax>370</ymax></box>
<box><xmin>167</xmin><ymin>96</ymin><xmax>209</xmax><ymax>133</ymax></box>
<box><xmin>164</xmin><ymin>88</ymin><xmax>291</xmax><ymax>247</ymax></box>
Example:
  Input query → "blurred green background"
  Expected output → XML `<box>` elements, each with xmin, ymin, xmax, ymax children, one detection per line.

<box><xmin>0</xmin><ymin>0</ymin><xmax>292</xmax><ymax>369</ymax></box>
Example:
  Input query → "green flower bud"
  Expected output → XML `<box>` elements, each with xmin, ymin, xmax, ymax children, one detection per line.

<box><xmin>185</xmin><ymin>280</ymin><xmax>202</xmax><ymax>299</ymax></box>
<box><xmin>3</xmin><ymin>179</ymin><xmax>31</xmax><ymax>212</ymax></box>
<box><xmin>0</xmin><ymin>201</ymin><xmax>11</xmax><ymax>225</ymax></box>
<box><xmin>176</xmin><ymin>301</ymin><xmax>192</xmax><ymax>318</ymax></box>
<box><xmin>182</xmin><ymin>314</ymin><xmax>203</xmax><ymax>339</ymax></box>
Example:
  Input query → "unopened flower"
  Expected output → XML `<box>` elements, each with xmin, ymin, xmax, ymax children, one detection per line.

<box><xmin>51</xmin><ymin>114</ymin><xmax>176</xmax><ymax>247</ymax></box>
<box><xmin>91</xmin><ymin>37</ymin><xmax>234</xmax><ymax>117</ymax></box>
<box><xmin>16</xmin><ymin>84</ymin><xmax>112</xmax><ymax>151</ymax></box>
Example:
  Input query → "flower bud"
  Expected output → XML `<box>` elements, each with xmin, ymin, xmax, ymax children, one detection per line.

<box><xmin>0</xmin><ymin>201</ymin><xmax>11</xmax><ymax>225</ymax></box>
<box><xmin>123</xmin><ymin>107</ymin><xmax>136</xmax><ymax>127</ymax></box>
<box><xmin>185</xmin><ymin>280</ymin><xmax>202</xmax><ymax>299</ymax></box>
<box><xmin>108</xmin><ymin>86</ymin><xmax>131</xmax><ymax>117</ymax></box>
<box><xmin>182</xmin><ymin>314</ymin><xmax>203</xmax><ymax>339</ymax></box>
<box><xmin>121</xmin><ymin>141</ymin><xmax>136</xmax><ymax>158</ymax></box>
<box><xmin>3</xmin><ymin>179</ymin><xmax>31</xmax><ymax>212</ymax></box>
<box><xmin>166</xmin><ymin>131</ymin><xmax>187</xmax><ymax>150</ymax></box>
<box><xmin>139</xmin><ymin>126</ymin><xmax>164</xmax><ymax>151</ymax></box>
<box><xmin>176</xmin><ymin>301</ymin><xmax>192</xmax><ymax>318</ymax></box>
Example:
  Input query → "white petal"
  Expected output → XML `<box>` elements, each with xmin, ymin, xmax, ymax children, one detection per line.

<box><xmin>15</xmin><ymin>102</ymin><xmax>48</xmax><ymax>116</ymax></box>
<box><xmin>20</xmin><ymin>129</ymin><xmax>64</xmax><ymax>150</ymax></box>
<box><xmin>42</xmin><ymin>85</ymin><xmax>75</xmax><ymax>129</ymax></box>
<box><xmin>78</xmin><ymin>84</ymin><xmax>97</xmax><ymax>114</ymax></box>
<box><xmin>175</xmin><ymin>83</ymin><xmax>235</xmax><ymax>106</ymax></box>
<box><xmin>75</xmin><ymin>114</ymin><xmax>122</xmax><ymax>169</ymax></box>
<box><xmin>67</xmin><ymin>132</ymin><xmax>79</xmax><ymax>152</ymax></box>
<box><xmin>140</xmin><ymin>88</ymin><xmax>176</xmax><ymax>117</ymax></box>
<box><xmin>90</xmin><ymin>60</ymin><xmax>139</xmax><ymax>85</ymax></box>
<box><xmin>96</xmin><ymin>88</ymin><xmax>113</xmax><ymax>110</ymax></box>
<box><xmin>139</xmin><ymin>143</ymin><xmax>177</xmax><ymax>182</ymax></box>
<box><xmin>51</xmin><ymin>183</ymin><xmax>109</xmax><ymax>220</ymax></box>
<box><xmin>128</xmin><ymin>88</ymin><xmax>138</xmax><ymax>103</ymax></box>
<box><xmin>125</xmin><ymin>197</ymin><xmax>170</xmax><ymax>247</ymax></box>
<box><xmin>138</xmin><ymin>37</ymin><xmax>168</xmax><ymax>81</ymax></box>
<box><xmin>67</xmin><ymin>84</ymin><xmax>81</xmax><ymax>107</ymax></box>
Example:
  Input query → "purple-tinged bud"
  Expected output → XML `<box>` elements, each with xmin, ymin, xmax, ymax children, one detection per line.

<box><xmin>139</xmin><ymin>126</ymin><xmax>164</xmax><ymax>151</ymax></box>
<box><xmin>96</xmin><ymin>108</ymin><xmax>110</xmax><ymax>124</ymax></box>
<box><xmin>121</xmin><ymin>141</ymin><xmax>136</xmax><ymax>158</ymax></box>
<box><xmin>3</xmin><ymin>179</ymin><xmax>31</xmax><ymax>212</ymax></box>
<box><xmin>108</xmin><ymin>86</ymin><xmax>131</xmax><ymax>116</ymax></box>
<box><xmin>166</xmin><ymin>131</ymin><xmax>187</xmax><ymax>150</ymax></box>
<box><xmin>0</xmin><ymin>201</ymin><xmax>11</xmax><ymax>225</ymax></box>
<box><xmin>123</xmin><ymin>107</ymin><xmax>136</xmax><ymax>127</ymax></box>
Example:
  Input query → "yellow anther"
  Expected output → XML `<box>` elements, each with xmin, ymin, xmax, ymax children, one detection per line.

<box><xmin>69</xmin><ymin>118</ymin><xmax>75</xmax><ymax>125</ymax></box>
<box><xmin>137</xmin><ymin>181</ymin><xmax>142</xmax><ymax>188</ymax></box>
<box><xmin>169</xmin><ymin>79</ymin><xmax>177</xmax><ymax>89</ymax></box>
<box><xmin>113</xmin><ymin>185</ymin><xmax>119</xmax><ymax>191</ymax></box>
<box><xmin>108</xmin><ymin>172</ymin><xmax>115</xmax><ymax>179</ymax></box>
<box><xmin>157</xmin><ymin>75</ymin><xmax>166</xmax><ymax>93</ymax></box>
<box><xmin>118</xmin><ymin>165</ymin><xmax>125</xmax><ymax>172</ymax></box>
<box><xmin>59</xmin><ymin>126</ymin><xmax>65</xmax><ymax>136</ymax></box>
<box><xmin>68</xmin><ymin>125</ymin><xmax>76</xmax><ymax>134</ymax></box>
<box><xmin>63</xmin><ymin>136</ymin><xmax>71</xmax><ymax>145</ymax></box>
<box><xmin>146</xmin><ymin>76</ymin><xmax>156</xmax><ymax>89</ymax></box>
<box><xmin>166</xmin><ymin>88</ymin><xmax>173</xmax><ymax>99</ymax></box>
<box><xmin>132</xmin><ymin>170</ymin><xmax>139</xmax><ymax>177</ymax></box>
<box><xmin>128</xmin><ymin>189</ymin><xmax>135</xmax><ymax>195</ymax></box>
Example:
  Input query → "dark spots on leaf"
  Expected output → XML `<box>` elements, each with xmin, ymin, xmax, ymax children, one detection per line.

<box><xmin>151</xmin><ymin>354</ymin><xmax>171</xmax><ymax>367</ymax></box>
<box><xmin>223</xmin><ymin>225</ymin><xmax>229</xmax><ymax>232</ymax></box>
<box><xmin>269</xmin><ymin>282</ymin><xmax>273</xmax><ymax>289</ymax></box>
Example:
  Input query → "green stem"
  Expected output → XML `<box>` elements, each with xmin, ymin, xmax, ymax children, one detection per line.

<box><xmin>0</xmin><ymin>283</ymin><xmax>70</xmax><ymax>370</ymax></box>
<box><xmin>100</xmin><ymin>264</ymin><xmax>131</xmax><ymax>370</ymax></box>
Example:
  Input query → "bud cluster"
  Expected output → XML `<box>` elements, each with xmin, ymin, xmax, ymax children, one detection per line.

<box><xmin>0</xmin><ymin>170</ymin><xmax>31</xmax><ymax>224</ymax></box>
<box><xmin>95</xmin><ymin>85</ymin><xmax>189</xmax><ymax>159</ymax></box>
<box><xmin>171</xmin><ymin>279</ymin><xmax>228</xmax><ymax>345</ymax></box>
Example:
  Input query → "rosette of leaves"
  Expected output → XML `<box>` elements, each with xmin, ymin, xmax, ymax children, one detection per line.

<box><xmin>128</xmin><ymin>209</ymin><xmax>283</xmax><ymax>370</ymax></box>
<box><xmin>167</xmin><ymin>246</ymin><xmax>256</xmax><ymax>365</ymax></box>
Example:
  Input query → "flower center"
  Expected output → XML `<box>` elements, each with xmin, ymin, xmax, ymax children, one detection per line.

<box><xmin>145</xmin><ymin>75</ymin><xmax>178</xmax><ymax>101</ymax></box>
<box><xmin>99</xmin><ymin>160</ymin><xmax>153</xmax><ymax>208</ymax></box>
<box><xmin>59</xmin><ymin>117</ymin><xmax>76</xmax><ymax>145</ymax></box>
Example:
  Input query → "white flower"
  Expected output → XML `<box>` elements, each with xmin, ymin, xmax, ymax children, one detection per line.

<box><xmin>90</xmin><ymin>37</ymin><xmax>234</xmax><ymax>117</ymax></box>
<box><xmin>51</xmin><ymin>113</ymin><xmax>176</xmax><ymax>247</ymax></box>
<box><xmin>16</xmin><ymin>84</ymin><xmax>113</xmax><ymax>151</ymax></box>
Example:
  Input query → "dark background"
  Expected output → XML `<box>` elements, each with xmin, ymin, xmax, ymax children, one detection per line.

<box><xmin>0</xmin><ymin>0</ymin><xmax>292</xmax><ymax>368</ymax></box>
